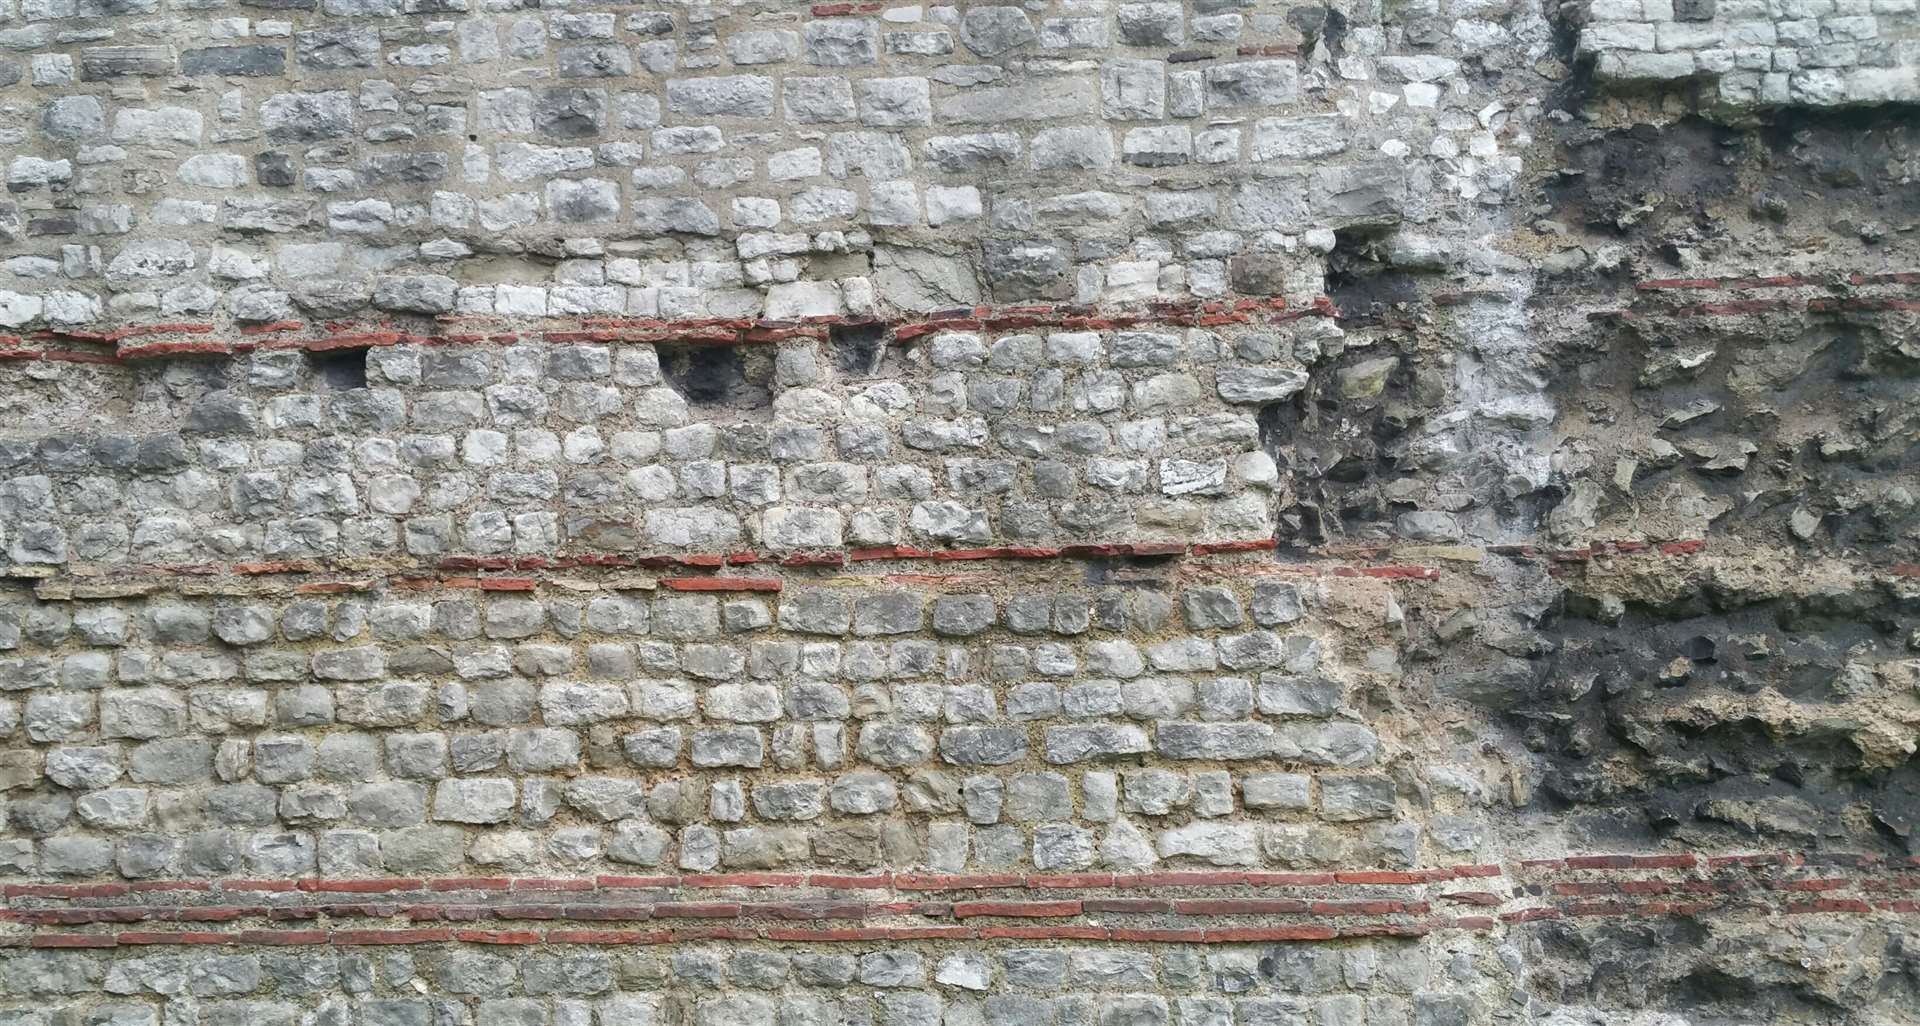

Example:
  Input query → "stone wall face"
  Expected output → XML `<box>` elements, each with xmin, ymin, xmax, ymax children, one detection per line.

<box><xmin>1577</xmin><ymin>0</ymin><xmax>1919</xmax><ymax>104</ymax></box>
<box><xmin>0</xmin><ymin>0</ymin><xmax>1459</xmax><ymax>328</ymax></box>
<box><xmin>0</xmin><ymin>322</ymin><xmax>1300</xmax><ymax>564</ymax></box>
<box><xmin>4</xmin><ymin>2</ymin><xmax>1920</xmax><ymax>1026</ymax></box>
<box><xmin>1</xmin><ymin>576</ymin><xmax>1400</xmax><ymax>880</ymax></box>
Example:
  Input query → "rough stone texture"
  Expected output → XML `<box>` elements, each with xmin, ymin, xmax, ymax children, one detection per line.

<box><xmin>2</xmin><ymin>2</ymin><xmax>1920</xmax><ymax>1025</ymax></box>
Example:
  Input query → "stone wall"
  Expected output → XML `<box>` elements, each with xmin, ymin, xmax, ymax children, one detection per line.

<box><xmin>0</xmin><ymin>320</ymin><xmax>1304</xmax><ymax>566</ymax></box>
<box><xmin>2</xmin><ymin>573</ymin><xmax>1404</xmax><ymax>879</ymax></box>
<box><xmin>0</xmin><ymin>0</ymin><xmax>1452</xmax><ymax>328</ymax></box>
<box><xmin>4</xmin><ymin>1</ymin><xmax>1920</xmax><ymax>1025</ymax></box>
<box><xmin>1577</xmin><ymin>0</ymin><xmax>1919</xmax><ymax>106</ymax></box>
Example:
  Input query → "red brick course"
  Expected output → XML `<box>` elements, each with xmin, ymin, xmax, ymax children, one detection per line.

<box><xmin>8</xmin><ymin>851</ymin><xmax>1917</xmax><ymax>950</ymax></box>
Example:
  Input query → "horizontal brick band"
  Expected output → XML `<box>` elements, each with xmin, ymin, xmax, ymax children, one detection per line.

<box><xmin>20</xmin><ymin>921</ymin><xmax>1469</xmax><ymax>949</ymax></box>
<box><xmin>0</xmin><ymin>864</ymin><xmax>1500</xmax><ymax>901</ymax></box>
<box><xmin>0</xmin><ymin>297</ymin><xmax>1340</xmax><ymax>366</ymax></box>
<box><xmin>16</xmin><ymin>537</ymin><xmax>1471</xmax><ymax>599</ymax></box>
<box><xmin>5</xmin><ymin>852</ymin><xmax>1914</xmax><ymax>950</ymax></box>
<box><xmin>1633</xmin><ymin>270</ymin><xmax>1920</xmax><ymax>290</ymax></box>
<box><xmin>1593</xmin><ymin>289</ymin><xmax>1920</xmax><ymax>321</ymax></box>
<box><xmin>16</xmin><ymin>536</ymin><xmax>1755</xmax><ymax>600</ymax></box>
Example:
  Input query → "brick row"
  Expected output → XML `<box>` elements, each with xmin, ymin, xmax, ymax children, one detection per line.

<box><xmin>1592</xmin><ymin>292</ymin><xmax>1920</xmax><ymax>320</ymax></box>
<box><xmin>4</xmin><ymin>297</ymin><xmax>1345</xmax><ymax>366</ymax></box>
<box><xmin>26</xmin><ymin>536</ymin><xmax>1776</xmax><ymax>600</ymax></box>
<box><xmin>17</xmin><ymin>917</ymin><xmax>1476</xmax><ymax>950</ymax></box>
<box><xmin>1628</xmin><ymin>270</ymin><xmax>1920</xmax><ymax>290</ymax></box>
<box><xmin>48</xmin><ymin>533</ymin><xmax>1860</xmax><ymax>606</ymax></box>
<box><xmin>1</xmin><ymin>865</ymin><xmax>1511</xmax><ymax>903</ymax></box>
<box><xmin>9</xmin><ymin>850</ymin><xmax>1920</xmax><ymax>949</ymax></box>
<box><xmin>22</xmin><ymin>850</ymin><xmax>1920</xmax><ymax>906</ymax></box>
<box><xmin>25</xmin><ymin>538</ymin><xmax>1475</xmax><ymax>599</ymax></box>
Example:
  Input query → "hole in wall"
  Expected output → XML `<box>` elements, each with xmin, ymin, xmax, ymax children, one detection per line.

<box><xmin>1080</xmin><ymin>555</ymin><xmax>1181</xmax><ymax>587</ymax></box>
<box><xmin>831</xmin><ymin>322</ymin><xmax>889</xmax><ymax>376</ymax></box>
<box><xmin>309</xmin><ymin>347</ymin><xmax>369</xmax><ymax>390</ymax></box>
<box><xmin>1321</xmin><ymin>227</ymin><xmax>1417</xmax><ymax>325</ymax></box>
<box><xmin>657</xmin><ymin>344</ymin><xmax>771</xmax><ymax>408</ymax></box>
<box><xmin>1287</xmin><ymin>5</ymin><xmax>1348</xmax><ymax>55</ymax></box>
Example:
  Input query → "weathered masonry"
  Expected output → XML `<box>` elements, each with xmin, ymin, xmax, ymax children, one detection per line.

<box><xmin>2</xmin><ymin>1</ymin><xmax>1919</xmax><ymax>1024</ymax></box>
